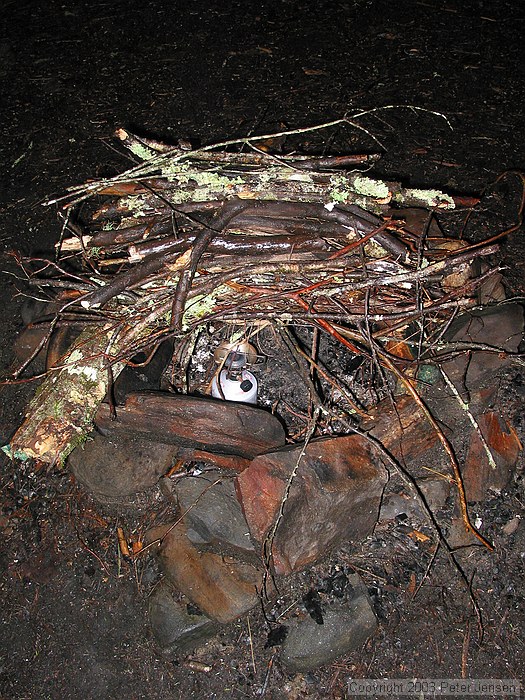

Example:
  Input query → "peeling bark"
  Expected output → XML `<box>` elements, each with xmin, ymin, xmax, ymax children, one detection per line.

<box><xmin>5</xmin><ymin>324</ymin><xmax>125</xmax><ymax>465</ymax></box>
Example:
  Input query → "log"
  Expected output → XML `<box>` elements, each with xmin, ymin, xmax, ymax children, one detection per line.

<box><xmin>93</xmin><ymin>165</ymin><xmax>455</xmax><ymax>216</ymax></box>
<box><xmin>94</xmin><ymin>392</ymin><xmax>286</xmax><ymax>459</ymax></box>
<box><xmin>4</xmin><ymin>324</ymin><xmax>126</xmax><ymax>465</ymax></box>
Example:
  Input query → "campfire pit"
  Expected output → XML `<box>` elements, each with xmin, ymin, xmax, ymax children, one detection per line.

<box><xmin>3</xmin><ymin>122</ymin><xmax>524</xmax><ymax>668</ymax></box>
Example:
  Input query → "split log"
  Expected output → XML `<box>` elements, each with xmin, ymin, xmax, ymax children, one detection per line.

<box><xmin>94</xmin><ymin>392</ymin><xmax>286</xmax><ymax>459</ymax></box>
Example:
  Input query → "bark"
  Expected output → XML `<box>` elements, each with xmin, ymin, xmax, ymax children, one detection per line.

<box><xmin>5</xmin><ymin>324</ymin><xmax>126</xmax><ymax>465</ymax></box>
<box><xmin>94</xmin><ymin>392</ymin><xmax>286</xmax><ymax>459</ymax></box>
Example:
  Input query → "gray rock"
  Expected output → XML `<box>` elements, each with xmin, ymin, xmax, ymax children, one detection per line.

<box><xmin>380</xmin><ymin>476</ymin><xmax>450</xmax><ymax>522</ymax></box>
<box><xmin>440</xmin><ymin>304</ymin><xmax>524</xmax><ymax>393</ymax></box>
<box><xmin>174</xmin><ymin>471</ymin><xmax>254</xmax><ymax>553</ymax></box>
<box><xmin>152</xmin><ymin>522</ymin><xmax>269</xmax><ymax>624</ymax></box>
<box><xmin>69</xmin><ymin>430</ymin><xmax>177</xmax><ymax>500</ymax></box>
<box><xmin>149</xmin><ymin>581</ymin><xmax>218</xmax><ymax>654</ymax></box>
<box><xmin>280</xmin><ymin>575</ymin><xmax>377</xmax><ymax>672</ymax></box>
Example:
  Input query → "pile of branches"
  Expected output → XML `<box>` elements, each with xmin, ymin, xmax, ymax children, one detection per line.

<box><xmin>5</xmin><ymin>124</ymin><xmax>505</xmax><ymax>471</ymax></box>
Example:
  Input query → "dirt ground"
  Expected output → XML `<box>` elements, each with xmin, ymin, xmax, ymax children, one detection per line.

<box><xmin>1</xmin><ymin>1</ymin><xmax>524</xmax><ymax>698</ymax></box>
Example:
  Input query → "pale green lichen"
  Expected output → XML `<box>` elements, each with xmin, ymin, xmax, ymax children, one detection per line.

<box><xmin>52</xmin><ymin>400</ymin><xmax>64</xmax><ymax>419</ymax></box>
<box><xmin>86</xmin><ymin>246</ymin><xmax>102</xmax><ymax>259</ymax></box>
<box><xmin>66</xmin><ymin>364</ymin><xmax>99</xmax><ymax>382</ymax></box>
<box><xmin>328</xmin><ymin>174</ymin><xmax>390</xmax><ymax>204</ymax></box>
<box><xmin>329</xmin><ymin>188</ymin><xmax>349</xmax><ymax>204</ymax></box>
<box><xmin>285</xmin><ymin>171</ymin><xmax>315</xmax><ymax>183</ymax></box>
<box><xmin>395</xmin><ymin>188</ymin><xmax>455</xmax><ymax>209</ymax></box>
<box><xmin>65</xmin><ymin>349</ymin><xmax>83</xmax><ymax>365</ymax></box>
<box><xmin>119</xmin><ymin>194</ymin><xmax>152</xmax><ymax>216</ymax></box>
<box><xmin>161</xmin><ymin>164</ymin><xmax>245</xmax><ymax>202</ymax></box>
<box><xmin>328</xmin><ymin>174</ymin><xmax>351</xmax><ymax>203</ymax></box>
<box><xmin>364</xmin><ymin>240</ymin><xmax>388</xmax><ymax>258</ymax></box>
<box><xmin>252</xmin><ymin>168</ymin><xmax>278</xmax><ymax>189</ymax></box>
<box><xmin>128</xmin><ymin>142</ymin><xmax>156</xmax><ymax>161</ymax></box>
<box><xmin>182</xmin><ymin>285</ymin><xmax>231</xmax><ymax>330</ymax></box>
<box><xmin>352</xmin><ymin>176</ymin><xmax>390</xmax><ymax>199</ymax></box>
<box><xmin>159</xmin><ymin>160</ymin><xmax>191</xmax><ymax>179</ymax></box>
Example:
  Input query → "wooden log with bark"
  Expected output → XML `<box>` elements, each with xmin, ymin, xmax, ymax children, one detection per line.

<box><xmin>94</xmin><ymin>391</ymin><xmax>286</xmax><ymax>459</ymax></box>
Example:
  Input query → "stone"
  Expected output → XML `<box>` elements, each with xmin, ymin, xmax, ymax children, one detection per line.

<box><xmin>380</xmin><ymin>476</ymin><xmax>450</xmax><ymax>522</ymax></box>
<box><xmin>360</xmin><ymin>394</ymin><xmax>438</xmax><ymax>462</ymax></box>
<box><xmin>235</xmin><ymin>435</ymin><xmax>387</xmax><ymax>576</ymax></box>
<box><xmin>149</xmin><ymin>580</ymin><xmax>218</xmax><ymax>654</ymax></box>
<box><xmin>439</xmin><ymin>304</ymin><xmax>524</xmax><ymax>394</ymax></box>
<box><xmin>152</xmin><ymin>523</ymin><xmax>268</xmax><ymax>624</ymax></box>
<box><xmin>95</xmin><ymin>391</ymin><xmax>286</xmax><ymax>459</ymax></box>
<box><xmin>174</xmin><ymin>471</ymin><xmax>254</xmax><ymax>553</ymax></box>
<box><xmin>69</xmin><ymin>430</ymin><xmax>177</xmax><ymax>500</ymax></box>
<box><xmin>463</xmin><ymin>411</ymin><xmax>522</xmax><ymax>502</ymax></box>
<box><xmin>280</xmin><ymin>574</ymin><xmax>377</xmax><ymax>671</ymax></box>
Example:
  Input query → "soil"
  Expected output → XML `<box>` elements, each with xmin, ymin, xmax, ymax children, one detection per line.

<box><xmin>1</xmin><ymin>1</ymin><xmax>524</xmax><ymax>698</ymax></box>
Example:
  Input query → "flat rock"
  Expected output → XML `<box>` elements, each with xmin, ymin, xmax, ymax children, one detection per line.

<box><xmin>149</xmin><ymin>580</ymin><xmax>218</xmax><ymax>654</ymax></box>
<box><xmin>380</xmin><ymin>476</ymin><xmax>450</xmax><ymax>522</ymax></box>
<box><xmin>463</xmin><ymin>411</ymin><xmax>522</xmax><ymax>501</ymax></box>
<box><xmin>152</xmin><ymin>523</ymin><xmax>268</xmax><ymax>624</ymax></box>
<box><xmin>95</xmin><ymin>391</ymin><xmax>286</xmax><ymax>459</ymax></box>
<box><xmin>440</xmin><ymin>304</ymin><xmax>524</xmax><ymax>393</ymax></box>
<box><xmin>235</xmin><ymin>435</ymin><xmax>387</xmax><ymax>576</ymax></box>
<box><xmin>174</xmin><ymin>471</ymin><xmax>254</xmax><ymax>553</ymax></box>
<box><xmin>280</xmin><ymin>574</ymin><xmax>377</xmax><ymax>672</ymax></box>
<box><xmin>69</xmin><ymin>430</ymin><xmax>177</xmax><ymax>500</ymax></box>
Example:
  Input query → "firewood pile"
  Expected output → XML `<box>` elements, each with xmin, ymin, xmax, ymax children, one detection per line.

<box><xmin>3</xmin><ymin>122</ymin><xmax>516</xmax><ymax>503</ymax></box>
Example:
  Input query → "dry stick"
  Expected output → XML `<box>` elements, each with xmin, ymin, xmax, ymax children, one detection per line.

<box><xmin>87</xmin><ymin>214</ymin><xmax>175</xmax><ymax>248</ymax></box>
<box><xmin>117</xmin><ymin>129</ymin><xmax>381</xmax><ymax>168</ymax></box>
<box><xmin>462</xmin><ymin>618</ymin><xmax>471</xmax><ymax>679</ymax></box>
<box><xmin>412</xmin><ymin>542</ymin><xmax>441</xmax><ymax>600</ymax></box>
<box><xmin>203</xmin><ymin>242</ymin><xmax>499</xmax><ymax>309</ymax></box>
<box><xmin>82</xmin><ymin>248</ymin><xmax>192</xmax><ymax>309</ymax></box>
<box><xmin>209</xmin><ymin>296</ymin><xmax>477</xmax><ymax>327</ymax></box>
<box><xmin>170</xmin><ymin>198</ymin><xmax>250</xmax><ymax>328</ymax></box>
<box><xmin>48</xmin><ymin>106</ymin><xmax>451</xmax><ymax>207</ymax></box>
<box><xmin>247</xmin><ymin>616</ymin><xmax>256</xmax><ymax>675</ymax></box>
<box><xmin>75</xmin><ymin>229</ymin><xmax>496</xmax><ymax>324</ymax></box>
<box><xmin>102</xmin><ymin>200</ymin><xmax>385</xmax><ymax>258</ymax></box>
<box><xmin>128</xmin><ymin>231</ymin><xmax>337</xmax><ymax>261</ymax></box>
